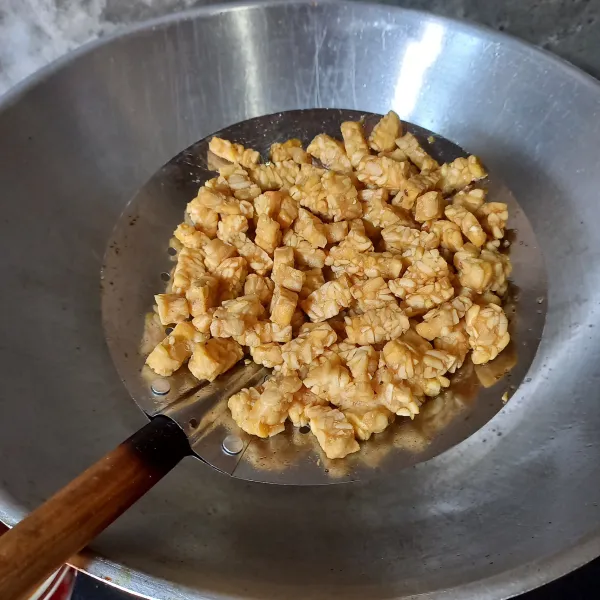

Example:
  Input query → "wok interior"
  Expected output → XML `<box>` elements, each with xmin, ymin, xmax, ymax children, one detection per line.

<box><xmin>1</xmin><ymin>2</ymin><xmax>600</xmax><ymax>598</ymax></box>
<box><xmin>102</xmin><ymin>108</ymin><xmax>546</xmax><ymax>485</ymax></box>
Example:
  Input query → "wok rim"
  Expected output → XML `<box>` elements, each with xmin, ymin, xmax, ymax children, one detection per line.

<box><xmin>1</xmin><ymin>1</ymin><xmax>599</xmax><ymax>598</ymax></box>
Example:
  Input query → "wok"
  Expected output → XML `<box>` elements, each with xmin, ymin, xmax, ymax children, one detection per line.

<box><xmin>1</xmin><ymin>1</ymin><xmax>599</xmax><ymax>598</ymax></box>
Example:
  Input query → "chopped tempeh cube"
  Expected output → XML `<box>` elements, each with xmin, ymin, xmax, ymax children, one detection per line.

<box><xmin>326</xmin><ymin>247</ymin><xmax>404</xmax><ymax>279</ymax></box>
<box><xmin>282</xmin><ymin>230</ymin><xmax>327</xmax><ymax>268</ymax></box>
<box><xmin>250</xmin><ymin>343</ymin><xmax>284</xmax><ymax>368</ymax></box>
<box><xmin>395</xmin><ymin>132</ymin><xmax>439</xmax><ymax>171</ymax></box>
<box><xmin>303</xmin><ymin>357</ymin><xmax>352</xmax><ymax>405</ymax></box>
<box><xmin>216</xmin><ymin>215</ymin><xmax>249</xmax><ymax>244</ymax></box>
<box><xmin>271</xmin><ymin>246</ymin><xmax>305</xmax><ymax>292</ymax></box>
<box><xmin>324</xmin><ymin>221</ymin><xmax>349</xmax><ymax>244</ymax></box>
<box><xmin>356</xmin><ymin>155</ymin><xmax>411</xmax><ymax>189</ymax></box>
<box><xmin>344</xmin><ymin>219</ymin><xmax>374</xmax><ymax>252</ymax></box>
<box><xmin>185</xmin><ymin>201</ymin><xmax>219</xmax><ymax>238</ymax></box>
<box><xmin>146</xmin><ymin>322</ymin><xmax>199</xmax><ymax>376</ymax></box>
<box><xmin>415</xmin><ymin>296</ymin><xmax>472</xmax><ymax>341</ymax></box>
<box><xmin>234</xmin><ymin>320</ymin><xmax>292</xmax><ymax>346</ymax></box>
<box><xmin>379</xmin><ymin>147</ymin><xmax>413</xmax><ymax>163</ymax></box>
<box><xmin>205</xmin><ymin>176</ymin><xmax>232</xmax><ymax>195</ymax></box>
<box><xmin>255</xmin><ymin>191</ymin><xmax>299</xmax><ymax>229</ymax></box>
<box><xmin>381</xmin><ymin>336</ymin><xmax>456</xmax><ymax>398</ymax></box>
<box><xmin>453</xmin><ymin>188</ymin><xmax>486</xmax><ymax>212</ymax></box>
<box><xmin>270</xmin><ymin>285</ymin><xmax>298</xmax><ymax>328</ymax></box>
<box><xmin>374</xmin><ymin>379</ymin><xmax>421</xmax><ymax>417</ymax></box>
<box><xmin>229</xmin><ymin>373</ymin><xmax>302</xmax><ymax>437</ymax></box>
<box><xmin>210</xmin><ymin>294</ymin><xmax>265</xmax><ymax>338</ymax></box>
<box><xmin>341</xmin><ymin>121</ymin><xmax>370</xmax><ymax>168</ymax></box>
<box><xmin>438</xmin><ymin>155</ymin><xmax>487</xmax><ymax>195</ymax></box>
<box><xmin>277</xmin><ymin>194</ymin><xmax>300</xmax><ymax>229</ymax></box>
<box><xmin>248</xmin><ymin>164</ymin><xmax>285</xmax><ymax>191</ymax></box>
<box><xmin>270</xmin><ymin>138</ymin><xmax>311</xmax><ymax>164</ymax></box>
<box><xmin>394</xmin><ymin>171</ymin><xmax>441</xmax><ymax>211</ymax></box>
<box><xmin>307</xmin><ymin>133</ymin><xmax>352</xmax><ymax>173</ymax></box>
<box><xmin>445</xmin><ymin>204</ymin><xmax>487</xmax><ymax>247</ymax></box>
<box><xmin>344</xmin><ymin>406</ymin><xmax>394</xmax><ymax>441</ymax></box>
<box><xmin>395</xmin><ymin>248</ymin><xmax>450</xmax><ymax>287</ymax></box>
<box><xmin>394</xmin><ymin>277</ymin><xmax>455</xmax><ymax>316</ymax></box>
<box><xmin>288</xmin><ymin>386</ymin><xmax>328</xmax><ymax>427</ymax></box>
<box><xmin>281</xmin><ymin>322</ymin><xmax>337</xmax><ymax>370</ymax></box>
<box><xmin>174</xmin><ymin>223</ymin><xmax>210</xmax><ymax>249</ymax></box>
<box><xmin>465</xmin><ymin>303</ymin><xmax>510</xmax><ymax>364</ymax></box>
<box><xmin>414</xmin><ymin>191</ymin><xmax>445</xmax><ymax>223</ymax></box>
<box><xmin>255</xmin><ymin>215</ymin><xmax>282</xmax><ymax>255</ymax></box>
<box><xmin>203</xmin><ymin>239</ymin><xmax>237</xmax><ymax>272</ymax></box>
<box><xmin>350</xmin><ymin>276</ymin><xmax>395</xmax><ymax>312</ymax></box>
<box><xmin>293</xmin><ymin>208</ymin><xmax>328</xmax><ymax>248</ymax></box>
<box><xmin>229</xmin><ymin>233</ymin><xmax>273</xmax><ymax>276</ymax></box>
<box><xmin>273</xmin><ymin>160</ymin><xmax>302</xmax><ymax>192</ymax></box>
<box><xmin>213</xmin><ymin>256</ymin><xmax>248</xmax><ymax>301</ymax></box>
<box><xmin>254</xmin><ymin>191</ymin><xmax>282</xmax><ymax>218</ymax></box>
<box><xmin>301</xmin><ymin>274</ymin><xmax>353</xmax><ymax>322</ymax></box>
<box><xmin>305</xmin><ymin>405</ymin><xmax>360</xmax><ymax>459</ymax></box>
<box><xmin>339</xmin><ymin>344</ymin><xmax>379</xmax><ymax>382</ymax></box>
<box><xmin>361</xmin><ymin>188</ymin><xmax>416</xmax><ymax>230</ymax></box>
<box><xmin>433</xmin><ymin>325</ymin><xmax>471</xmax><ymax>371</ymax></box>
<box><xmin>479</xmin><ymin>248</ymin><xmax>511</xmax><ymax>295</ymax></box>
<box><xmin>244</xmin><ymin>274</ymin><xmax>275</xmax><ymax>305</ymax></box>
<box><xmin>369</xmin><ymin>111</ymin><xmax>402</xmax><ymax>153</ymax></box>
<box><xmin>273</xmin><ymin>246</ymin><xmax>294</xmax><ymax>269</ymax></box>
<box><xmin>155</xmin><ymin>293</ymin><xmax>190</xmax><ymax>325</ymax></box>
<box><xmin>429</xmin><ymin>219</ymin><xmax>464</xmax><ymax>253</ymax></box>
<box><xmin>272</xmin><ymin>264</ymin><xmax>305</xmax><ymax>292</ymax></box>
<box><xmin>299</xmin><ymin>268</ymin><xmax>326</xmax><ymax>300</ymax></box>
<box><xmin>453</xmin><ymin>245</ymin><xmax>494</xmax><ymax>293</ymax></box>
<box><xmin>172</xmin><ymin>247</ymin><xmax>206</xmax><ymax>294</ymax></box>
<box><xmin>188</xmin><ymin>338</ymin><xmax>244</xmax><ymax>381</ymax></box>
<box><xmin>195</xmin><ymin>185</ymin><xmax>254</xmax><ymax>216</ymax></box>
<box><xmin>208</xmin><ymin>137</ymin><xmax>260</xmax><ymax>168</ymax></box>
<box><xmin>289</xmin><ymin>164</ymin><xmax>329</xmax><ymax>217</ymax></box>
<box><xmin>321</xmin><ymin>171</ymin><xmax>362</xmax><ymax>221</ymax></box>
<box><xmin>329</xmin><ymin>219</ymin><xmax>373</xmax><ymax>261</ymax></box>
<box><xmin>191</xmin><ymin>312</ymin><xmax>213</xmax><ymax>339</ymax></box>
<box><xmin>344</xmin><ymin>304</ymin><xmax>409</xmax><ymax>345</ymax></box>
<box><xmin>388</xmin><ymin>248</ymin><xmax>453</xmax><ymax>314</ymax></box>
<box><xmin>381</xmin><ymin>224</ymin><xmax>439</xmax><ymax>252</ymax></box>
<box><xmin>185</xmin><ymin>275</ymin><xmax>219</xmax><ymax>317</ymax></box>
<box><xmin>476</xmin><ymin>202</ymin><xmax>509</xmax><ymax>240</ymax></box>
<box><xmin>218</xmin><ymin>164</ymin><xmax>262</xmax><ymax>202</ymax></box>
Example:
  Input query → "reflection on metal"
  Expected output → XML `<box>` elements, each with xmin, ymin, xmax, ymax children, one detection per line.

<box><xmin>393</xmin><ymin>22</ymin><xmax>445</xmax><ymax>117</ymax></box>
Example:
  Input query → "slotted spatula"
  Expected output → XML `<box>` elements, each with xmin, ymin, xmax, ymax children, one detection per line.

<box><xmin>0</xmin><ymin>109</ymin><xmax>543</xmax><ymax>599</ymax></box>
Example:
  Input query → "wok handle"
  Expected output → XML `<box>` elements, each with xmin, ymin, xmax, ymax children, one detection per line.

<box><xmin>0</xmin><ymin>415</ymin><xmax>190</xmax><ymax>600</ymax></box>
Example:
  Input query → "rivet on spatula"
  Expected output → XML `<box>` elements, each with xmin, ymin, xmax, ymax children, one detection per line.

<box><xmin>222</xmin><ymin>435</ymin><xmax>243</xmax><ymax>455</ymax></box>
<box><xmin>151</xmin><ymin>379</ymin><xmax>171</xmax><ymax>395</ymax></box>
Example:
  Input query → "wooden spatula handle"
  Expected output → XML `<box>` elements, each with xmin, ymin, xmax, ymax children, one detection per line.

<box><xmin>0</xmin><ymin>416</ymin><xmax>190</xmax><ymax>600</ymax></box>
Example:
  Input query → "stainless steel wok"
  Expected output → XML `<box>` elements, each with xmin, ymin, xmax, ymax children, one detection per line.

<box><xmin>1</xmin><ymin>1</ymin><xmax>599</xmax><ymax>598</ymax></box>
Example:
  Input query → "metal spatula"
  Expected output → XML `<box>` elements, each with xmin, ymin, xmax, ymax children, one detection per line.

<box><xmin>0</xmin><ymin>109</ymin><xmax>544</xmax><ymax>599</ymax></box>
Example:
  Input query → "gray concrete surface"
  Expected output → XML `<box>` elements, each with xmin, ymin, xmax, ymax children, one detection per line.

<box><xmin>1</xmin><ymin>0</ymin><xmax>600</xmax><ymax>96</ymax></box>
